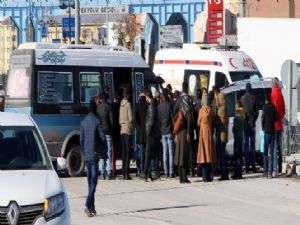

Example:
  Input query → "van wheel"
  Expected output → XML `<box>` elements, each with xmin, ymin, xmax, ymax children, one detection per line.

<box><xmin>66</xmin><ymin>145</ymin><xmax>85</xmax><ymax>177</ymax></box>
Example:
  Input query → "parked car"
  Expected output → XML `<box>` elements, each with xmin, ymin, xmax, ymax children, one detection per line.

<box><xmin>221</xmin><ymin>78</ymin><xmax>275</xmax><ymax>165</ymax></box>
<box><xmin>0</xmin><ymin>112</ymin><xmax>70</xmax><ymax>225</ymax></box>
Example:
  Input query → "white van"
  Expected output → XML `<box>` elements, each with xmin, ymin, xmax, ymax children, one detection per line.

<box><xmin>153</xmin><ymin>44</ymin><xmax>262</xmax><ymax>94</ymax></box>
<box><xmin>0</xmin><ymin>112</ymin><xmax>70</xmax><ymax>225</ymax></box>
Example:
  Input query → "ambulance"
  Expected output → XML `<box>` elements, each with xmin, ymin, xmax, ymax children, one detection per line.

<box><xmin>153</xmin><ymin>44</ymin><xmax>262</xmax><ymax>94</ymax></box>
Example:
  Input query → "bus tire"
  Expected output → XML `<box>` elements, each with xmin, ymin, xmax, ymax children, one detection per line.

<box><xmin>66</xmin><ymin>145</ymin><xmax>85</xmax><ymax>177</ymax></box>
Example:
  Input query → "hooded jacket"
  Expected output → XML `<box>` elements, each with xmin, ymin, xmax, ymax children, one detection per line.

<box><xmin>271</xmin><ymin>86</ymin><xmax>285</xmax><ymax>131</ymax></box>
<box><xmin>240</xmin><ymin>85</ymin><xmax>259</xmax><ymax>128</ymax></box>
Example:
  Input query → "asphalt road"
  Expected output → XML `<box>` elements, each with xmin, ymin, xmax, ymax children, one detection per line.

<box><xmin>62</xmin><ymin>174</ymin><xmax>300</xmax><ymax>225</ymax></box>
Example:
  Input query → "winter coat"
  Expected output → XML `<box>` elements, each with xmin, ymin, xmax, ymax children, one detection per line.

<box><xmin>158</xmin><ymin>99</ymin><xmax>174</xmax><ymax>135</ymax></box>
<box><xmin>232</xmin><ymin>108</ymin><xmax>245</xmax><ymax>139</ymax></box>
<box><xmin>135</xmin><ymin>96</ymin><xmax>148</xmax><ymax>144</ymax></box>
<box><xmin>271</xmin><ymin>86</ymin><xmax>285</xmax><ymax>131</ymax></box>
<box><xmin>240</xmin><ymin>91</ymin><xmax>259</xmax><ymax>128</ymax></box>
<box><xmin>174</xmin><ymin>112</ymin><xmax>192</xmax><ymax>166</ymax></box>
<box><xmin>97</xmin><ymin>102</ymin><xmax>114</xmax><ymax>135</ymax></box>
<box><xmin>80</xmin><ymin>112</ymin><xmax>106</xmax><ymax>161</ymax></box>
<box><xmin>197</xmin><ymin>105</ymin><xmax>216</xmax><ymax>164</ymax></box>
<box><xmin>217</xmin><ymin>93</ymin><xmax>229</xmax><ymax>143</ymax></box>
<box><xmin>145</xmin><ymin>99</ymin><xmax>160</xmax><ymax>138</ymax></box>
<box><xmin>119</xmin><ymin>99</ymin><xmax>133</xmax><ymax>135</ymax></box>
<box><xmin>262</xmin><ymin>102</ymin><xmax>278</xmax><ymax>135</ymax></box>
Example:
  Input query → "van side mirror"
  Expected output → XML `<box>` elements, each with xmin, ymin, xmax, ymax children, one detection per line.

<box><xmin>56</xmin><ymin>157</ymin><xmax>67</xmax><ymax>170</ymax></box>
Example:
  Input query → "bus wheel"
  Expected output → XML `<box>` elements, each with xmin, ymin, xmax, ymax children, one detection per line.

<box><xmin>66</xmin><ymin>145</ymin><xmax>85</xmax><ymax>177</ymax></box>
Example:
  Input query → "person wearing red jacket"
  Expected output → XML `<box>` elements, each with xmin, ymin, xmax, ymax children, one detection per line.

<box><xmin>271</xmin><ymin>77</ymin><xmax>285</xmax><ymax>176</ymax></box>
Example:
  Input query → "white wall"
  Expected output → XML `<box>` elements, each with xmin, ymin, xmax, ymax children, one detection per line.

<box><xmin>237</xmin><ymin>18</ymin><xmax>300</xmax><ymax>78</ymax></box>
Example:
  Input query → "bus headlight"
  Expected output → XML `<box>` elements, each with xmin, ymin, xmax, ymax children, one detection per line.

<box><xmin>44</xmin><ymin>193</ymin><xmax>65</xmax><ymax>220</ymax></box>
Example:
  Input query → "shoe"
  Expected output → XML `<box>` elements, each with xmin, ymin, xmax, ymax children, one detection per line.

<box><xmin>272</xmin><ymin>172</ymin><xmax>278</xmax><ymax>178</ymax></box>
<box><xmin>169</xmin><ymin>174</ymin><xmax>176</xmax><ymax>178</ymax></box>
<box><xmin>231</xmin><ymin>174</ymin><xmax>243</xmax><ymax>180</ymax></box>
<box><xmin>99</xmin><ymin>174</ymin><xmax>105</xmax><ymax>180</ymax></box>
<box><xmin>218</xmin><ymin>176</ymin><xmax>229</xmax><ymax>181</ymax></box>
<box><xmin>91</xmin><ymin>208</ymin><xmax>97</xmax><ymax>216</ymax></box>
<box><xmin>125</xmin><ymin>175</ymin><xmax>132</xmax><ymax>180</ymax></box>
<box><xmin>185</xmin><ymin>179</ymin><xmax>191</xmax><ymax>183</ymax></box>
<box><xmin>108</xmin><ymin>174</ymin><xmax>114</xmax><ymax>180</ymax></box>
<box><xmin>85</xmin><ymin>207</ymin><xmax>94</xmax><ymax>217</ymax></box>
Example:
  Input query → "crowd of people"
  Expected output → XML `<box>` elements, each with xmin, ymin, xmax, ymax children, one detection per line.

<box><xmin>79</xmin><ymin>78</ymin><xmax>285</xmax><ymax>217</ymax></box>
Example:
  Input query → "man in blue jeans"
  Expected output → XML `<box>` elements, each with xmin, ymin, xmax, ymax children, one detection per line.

<box><xmin>80</xmin><ymin>100</ymin><xmax>106</xmax><ymax>217</ymax></box>
<box><xmin>158</xmin><ymin>88</ymin><xmax>175</xmax><ymax>178</ymax></box>
<box><xmin>97</xmin><ymin>93</ymin><xmax>114</xmax><ymax>180</ymax></box>
<box><xmin>241</xmin><ymin>83</ymin><xmax>259</xmax><ymax>173</ymax></box>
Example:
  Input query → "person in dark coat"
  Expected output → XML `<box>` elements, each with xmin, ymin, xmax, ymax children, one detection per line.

<box><xmin>111</xmin><ymin>94</ymin><xmax>121</xmax><ymax>177</ymax></box>
<box><xmin>240</xmin><ymin>82</ymin><xmax>259</xmax><ymax>173</ymax></box>
<box><xmin>173</xmin><ymin>82</ymin><xmax>193</xmax><ymax>184</ymax></box>
<box><xmin>80</xmin><ymin>100</ymin><xmax>106</xmax><ymax>217</ymax></box>
<box><xmin>135</xmin><ymin>94</ymin><xmax>148</xmax><ymax>177</ymax></box>
<box><xmin>97</xmin><ymin>92</ymin><xmax>114</xmax><ymax>180</ymax></box>
<box><xmin>262</xmin><ymin>93</ymin><xmax>278</xmax><ymax>178</ymax></box>
<box><xmin>158</xmin><ymin>88</ymin><xmax>175</xmax><ymax>178</ymax></box>
<box><xmin>144</xmin><ymin>90</ymin><xmax>161</xmax><ymax>181</ymax></box>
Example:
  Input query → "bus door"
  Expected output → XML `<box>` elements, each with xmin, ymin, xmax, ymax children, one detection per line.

<box><xmin>112</xmin><ymin>67</ymin><xmax>133</xmax><ymax>99</ymax></box>
<box><xmin>133</xmin><ymin>69</ymin><xmax>145</xmax><ymax>104</ymax></box>
<box><xmin>103</xmin><ymin>68</ymin><xmax>114</xmax><ymax>101</ymax></box>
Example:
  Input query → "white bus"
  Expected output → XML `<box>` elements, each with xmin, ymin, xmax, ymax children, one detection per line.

<box><xmin>5</xmin><ymin>43</ymin><xmax>159</xmax><ymax>176</ymax></box>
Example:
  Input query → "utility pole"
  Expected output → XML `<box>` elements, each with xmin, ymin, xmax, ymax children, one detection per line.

<box><xmin>106</xmin><ymin>0</ymin><xmax>109</xmax><ymax>46</ymax></box>
<box><xmin>68</xmin><ymin>0</ymin><xmax>71</xmax><ymax>43</ymax></box>
<box><xmin>75</xmin><ymin>0</ymin><xmax>80</xmax><ymax>44</ymax></box>
<box><xmin>239</xmin><ymin>0</ymin><xmax>246</xmax><ymax>17</ymax></box>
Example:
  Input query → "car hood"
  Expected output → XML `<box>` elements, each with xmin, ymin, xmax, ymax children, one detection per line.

<box><xmin>0</xmin><ymin>170</ymin><xmax>63</xmax><ymax>207</ymax></box>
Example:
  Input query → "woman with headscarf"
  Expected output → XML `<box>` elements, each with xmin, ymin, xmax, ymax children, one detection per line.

<box><xmin>173</xmin><ymin>82</ymin><xmax>193</xmax><ymax>183</ymax></box>
<box><xmin>197</xmin><ymin>91</ymin><xmax>216</xmax><ymax>182</ymax></box>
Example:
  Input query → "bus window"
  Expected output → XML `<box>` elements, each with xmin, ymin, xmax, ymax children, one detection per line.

<box><xmin>38</xmin><ymin>71</ymin><xmax>73</xmax><ymax>104</ymax></box>
<box><xmin>6</xmin><ymin>68</ymin><xmax>30</xmax><ymax>99</ymax></box>
<box><xmin>215</xmin><ymin>72</ymin><xmax>229</xmax><ymax>88</ymax></box>
<box><xmin>188</xmin><ymin>75</ymin><xmax>197</xmax><ymax>96</ymax></box>
<box><xmin>80</xmin><ymin>72</ymin><xmax>101</xmax><ymax>103</ymax></box>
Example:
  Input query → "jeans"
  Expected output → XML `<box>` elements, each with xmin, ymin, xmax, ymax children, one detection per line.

<box><xmin>100</xmin><ymin>135</ymin><xmax>113</xmax><ymax>176</ymax></box>
<box><xmin>136</xmin><ymin>144</ymin><xmax>145</xmax><ymax>175</ymax></box>
<box><xmin>161</xmin><ymin>133</ymin><xmax>174</xmax><ymax>176</ymax></box>
<box><xmin>121</xmin><ymin>134</ymin><xmax>131</xmax><ymax>177</ymax></box>
<box><xmin>244</xmin><ymin>127</ymin><xmax>256</xmax><ymax>172</ymax></box>
<box><xmin>217</xmin><ymin>139</ymin><xmax>228</xmax><ymax>177</ymax></box>
<box><xmin>234</xmin><ymin>137</ymin><xmax>243</xmax><ymax>177</ymax></box>
<box><xmin>273</xmin><ymin>131</ymin><xmax>282</xmax><ymax>173</ymax></box>
<box><xmin>263</xmin><ymin>133</ymin><xmax>275</xmax><ymax>176</ymax></box>
<box><xmin>85</xmin><ymin>160</ymin><xmax>99</xmax><ymax>212</ymax></box>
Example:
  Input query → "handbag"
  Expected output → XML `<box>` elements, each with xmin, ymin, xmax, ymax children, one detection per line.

<box><xmin>173</xmin><ymin>110</ymin><xmax>183</xmax><ymax>135</ymax></box>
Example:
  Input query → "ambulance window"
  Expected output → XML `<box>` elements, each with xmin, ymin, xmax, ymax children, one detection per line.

<box><xmin>184</xmin><ymin>70</ymin><xmax>210</xmax><ymax>96</ymax></box>
<box><xmin>215</xmin><ymin>72</ymin><xmax>229</xmax><ymax>88</ymax></box>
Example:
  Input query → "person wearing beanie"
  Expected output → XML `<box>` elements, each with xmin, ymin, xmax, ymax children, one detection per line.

<box><xmin>240</xmin><ymin>82</ymin><xmax>259</xmax><ymax>173</ymax></box>
<box><xmin>271</xmin><ymin>77</ymin><xmax>285</xmax><ymax>175</ymax></box>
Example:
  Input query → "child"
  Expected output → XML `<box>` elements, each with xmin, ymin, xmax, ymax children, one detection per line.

<box><xmin>262</xmin><ymin>93</ymin><xmax>278</xmax><ymax>178</ymax></box>
<box><xmin>232</xmin><ymin>100</ymin><xmax>245</xmax><ymax>180</ymax></box>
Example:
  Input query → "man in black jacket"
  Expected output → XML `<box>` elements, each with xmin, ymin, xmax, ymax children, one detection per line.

<box><xmin>158</xmin><ymin>88</ymin><xmax>175</xmax><ymax>178</ymax></box>
<box><xmin>240</xmin><ymin>83</ymin><xmax>259</xmax><ymax>173</ymax></box>
<box><xmin>144</xmin><ymin>90</ymin><xmax>161</xmax><ymax>181</ymax></box>
<box><xmin>262</xmin><ymin>93</ymin><xmax>277</xmax><ymax>178</ymax></box>
<box><xmin>97</xmin><ymin>92</ymin><xmax>114</xmax><ymax>180</ymax></box>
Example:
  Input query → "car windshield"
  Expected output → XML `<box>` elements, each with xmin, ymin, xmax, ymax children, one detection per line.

<box><xmin>229</xmin><ymin>71</ymin><xmax>262</xmax><ymax>82</ymax></box>
<box><xmin>0</xmin><ymin>126</ymin><xmax>51</xmax><ymax>170</ymax></box>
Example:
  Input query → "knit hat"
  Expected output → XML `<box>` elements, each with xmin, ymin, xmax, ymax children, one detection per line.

<box><xmin>245</xmin><ymin>83</ymin><xmax>252</xmax><ymax>92</ymax></box>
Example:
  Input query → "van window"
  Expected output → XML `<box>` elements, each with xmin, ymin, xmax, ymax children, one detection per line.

<box><xmin>6</xmin><ymin>68</ymin><xmax>30</xmax><ymax>99</ymax></box>
<box><xmin>184</xmin><ymin>70</ymin><xmax>210</xmax><ymax>96</ymax></box>
<box><xmin>80</xmin><ymin>72</ymin><xmax>101</xmax><ymax>103</ymax></box>
<box><xmin>229</xmin><ymin>71</ymin><xmax>262</xmax><ymax>82</ymax></box>
<box><xmin>38</xmin><ymin>71</ymin><xmax>73</xmax><ymax>104</ymax></box>
<box><xmin>215</xmin><ymin>72</ymin><xmax>229</xmax><ymax>88</ymax></box>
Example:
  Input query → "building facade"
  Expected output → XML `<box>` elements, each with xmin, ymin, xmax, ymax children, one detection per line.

<box><xmin>0</xmin><ymin>16</ymin><xmax>18</xmax><ymax>78</ymax></box>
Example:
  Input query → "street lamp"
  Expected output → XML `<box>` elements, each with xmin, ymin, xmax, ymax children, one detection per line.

<box><xmin>59</xmin><ymin>0</ymin><xmax>75</xmax><ymax>43</ymax></box>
